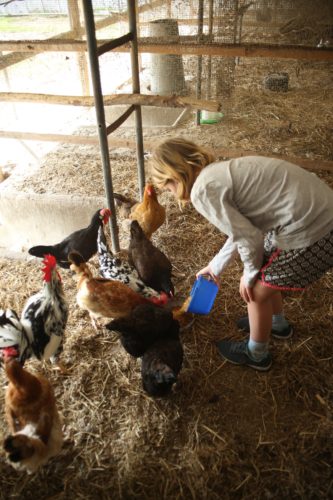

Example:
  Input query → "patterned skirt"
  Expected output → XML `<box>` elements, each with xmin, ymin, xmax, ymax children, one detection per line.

<box><xmin>260</xmin><ymin>230</ymin><xmax>333</xmax><ymax>291</ymax></box>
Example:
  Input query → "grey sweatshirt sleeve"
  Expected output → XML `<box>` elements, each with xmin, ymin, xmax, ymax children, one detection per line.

<box><xmin>192</xmin><ymin>181</ymin><xmax>265</xmax><ymax>286</ymax></box>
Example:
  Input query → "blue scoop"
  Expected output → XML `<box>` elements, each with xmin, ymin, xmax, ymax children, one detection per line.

<box><xmin>187</xmin><ymin>275</ymin><xmax>219</xmax><ymax>314</ymax></box>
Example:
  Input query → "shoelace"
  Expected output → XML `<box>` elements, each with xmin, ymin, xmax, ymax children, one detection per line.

<box><xmin>230</xmin><ymin>341</ymin><xmax>248</xmax><ymax>354</ymax></box>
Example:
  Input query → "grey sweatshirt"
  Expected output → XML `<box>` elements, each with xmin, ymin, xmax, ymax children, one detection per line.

<box><xmin>190</xmin><ymin>156</ymin><xmax>333</xmax><ymax>286</ymax></box>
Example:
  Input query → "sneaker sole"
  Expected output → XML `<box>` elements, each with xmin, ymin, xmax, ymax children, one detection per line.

<box><xmin>238</xmin><ymin>324</ymin><xmax>294</xmax><ymax>340</ymax></box>
<box><xmin>224</xmin><ymin>357</ymin><xmax>272</xmax><ymax>372</ymax></box>
<box><xmin>271</xmin><ymin>327</ymin><xmax>294</xmax><ymax>340</ymax></box>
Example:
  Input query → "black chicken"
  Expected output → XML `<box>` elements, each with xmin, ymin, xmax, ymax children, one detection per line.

<box><xmin>128</xmin><ymin>220</ymin><xmax>174</xmax><ymax>297</ymax></box>
<box><xmin>141</xmin><ymin>331</ymin><xmax>183</xmax><ymax>397</ymax></box>
<box><xmin>28</xmin><ymin>208</ymin><xmax>111</xmax><ymax>269</ymax></box>
<box><xmin>106</xmin><ymin>303</ymin><xmax>179</xmax><ymax>357</ymax></box>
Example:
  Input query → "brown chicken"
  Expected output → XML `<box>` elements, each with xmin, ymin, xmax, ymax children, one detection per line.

<box><xmin>114</xmin><ymin>183</ymin><xmax>166</xmax><ymax>239</ymax></box>
<box><xmin>106</xmin><ymin>303</ymin><xmax>180</xmax><ymax>358</ymax></box>
<box><xmin>141</xmin><ymin>329</ymin><xmax>184</xmax><ymax>397</ymax></box>
<box><xmin>3</xmin><ymin>357</ymin><xmax>63</xmax><ymax>474</ymax></box>
<box><xmin>128</xmin><ymin>220</ymin><xmax>174</xmax><ymax>297</ymax></box>
<box><xmin>68</xmin><ymin>251</ymin><xmax>167</xmax><ymax>327</ymax></box>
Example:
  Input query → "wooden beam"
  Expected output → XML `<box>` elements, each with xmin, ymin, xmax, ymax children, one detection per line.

<box><xmin>0</xmin><ymin>130</ymin><xmax>135</xmax><ymax>148</ymax></box>
<box><xmin>68</xmin><ymin>0</ymin><xmax>90</xmax><ymax>96</ymax></box>
<box><xmin>1</xmin><ymin>38</ymin><xmax>332</xmax><ymax>61</ymax></box>
<box><xmin>212</xmin><ymin>148</ymin><xmax>333</xmax><ymax>173</ymax></box>
<box><xmin>1</xmin><ymin>130</ymin><xmax>332</xmax><ymax>173</ymax></box>
<box><xmin>135</xmin><ymin>40</ymin><xmax>333</xmax><ymax>61</ymax></box>
<box><xmin>0</xmin><ymin>92</ymin><xmax>222</xmax><ymax>112</ymax></box>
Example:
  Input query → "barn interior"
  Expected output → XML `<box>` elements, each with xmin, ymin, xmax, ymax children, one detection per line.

<box><xmin>0</xmin><ymin>0</ymin><xmax>332</xmax><ymax>498</ymax></box>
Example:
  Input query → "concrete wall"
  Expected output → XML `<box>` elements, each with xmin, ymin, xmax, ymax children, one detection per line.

<box><xmin>0</xmin><ymin>190</ymin><xmax>106</xmax><ymax>253</ymax></box>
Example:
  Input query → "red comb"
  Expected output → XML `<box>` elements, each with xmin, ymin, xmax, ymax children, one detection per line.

<box><xmin>2</xmin><ymin>346</ymin><xmax>19</xmax><ymax>359</ymax></box>
<box><xmin>150</xmin><ymin>292</ymin><xmax>169</xmax><ymax>306</ymax></box>
<box><xmin>42</xmin><ymin>254</ymin><xmax>57</xmax><ymax>282</ymax></box>
<box><xmin>145</xmin><ymin>184</ymin><xmax>154</xmax><ymax>196</ymax></box>
<box><xmin>100</xmin><ymin>208</ymin><xmax>111</xmax><ymax>224</ymax></box>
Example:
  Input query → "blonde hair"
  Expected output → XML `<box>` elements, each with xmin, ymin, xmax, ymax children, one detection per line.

<box><xmin>150</xmin><ymin>137</ymin><xmax>216</xmax><ymax>201</ymax></box>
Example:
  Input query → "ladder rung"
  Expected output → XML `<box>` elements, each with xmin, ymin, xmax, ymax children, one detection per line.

<box><xmin>97</xmin><ymin>32</ymin><xmax>133</xmax><ymax>56</ymax></box>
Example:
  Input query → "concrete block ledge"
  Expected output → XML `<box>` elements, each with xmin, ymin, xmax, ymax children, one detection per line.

<box><xmin>0</xmin><ymin>190</ymin><xmax>107</xmax><ymax>254</ymax></box>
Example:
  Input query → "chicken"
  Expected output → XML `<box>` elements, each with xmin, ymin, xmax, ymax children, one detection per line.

<box><xmin>3</xmin><ymin>356</ymin><xmax>63</xmax><ymax>474</ymax></box>
<box><xmin>114</xmin><ymin>183</ymin><xmax>166</xmax><ymax>239</ymax></box>
<box><xmin>28</xmin><ymin>208</ymin><xmax>111</xmax><ymax>269</ymax></box>
<box><xmin>141</xmin><ymin>330</ymin><xmax>183</xmax><ymax>397</ymax></box>
<box><xmin>106</xmin><ymin>303</ymin><xmax>180</xmax><ymax>357</ymax></box>
<box><xmin>128</xmin><ymin>220</ymin><xmax>174</xmax><ymax>297</ymax></box>
<box><xmin>20</xmin><ymin>255</ymin><xmax>68</xmax><ymax>367</ymax></box>
<box><xmin>0</xmin><ymin>309</ymin><xmax>31</xmax><ymax>365</ymax></box>
<box><xmin>97</xmin><ymin>225</ymin><xmax>165</xmax><ymax>300</ymax></box>
<box><xmin>68</xmin><ymin>251</ymin><xmax>167</xmax><ymax>328</ymax></box>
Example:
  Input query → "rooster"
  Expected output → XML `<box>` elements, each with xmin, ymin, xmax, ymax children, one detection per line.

<box><xmin>69</xmin><ymin>251</ymin><xmax>167</xmax><ymax>328</ymax></box>
<box><xmin>0</xmin><ymin>309</ymin><xmax>31</xmax><ymax>365</ymax></box>
<box><xmin>28</xmin><ymin>208</ymin><xmax>111</xmax><ymax>269</ymax></box>
<box><xmin>114</xmin><ymin>183</ymin><xmax>166</xmax><ymax>239</ymax></box>
<box><xmin>128</xmin><ymin>220</ymin><xmax>174</xmax><ymax>297</ymax></box>
<box><xmin>3</xmin><ymin>356</ymin><xmax>63</xmax><ymax>474</ymax></box>
<box><xmin>106</xmin><ymin>303</ymin><xmax>179</xmax><ymax>357</ymax></box>
<box><xmin>20</xmin><ymin>255</ymin><xmax>68</xmax><ymax>367</ymax></box>
<box><xmin>97</xmin><ymin>225</ymin><xmax>165</xmax><ymax>300</ymax></box>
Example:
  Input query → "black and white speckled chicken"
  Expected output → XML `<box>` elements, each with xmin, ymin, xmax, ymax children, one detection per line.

<box><xmin>128</xmin><ymin>220</ymin><xmax>174</xmax><ymax>297</ymax></box>
<box><xmin>141</xmin><ymin>328</ymin><xmax>183</xmax><ymax>397</ymax></box>
<box><xmin>106</xmin><ymin>303</ymin><xmax>180</xmax><ymax>357</ymax></box>
<box><xmin>0</xmin><ymin>309</ymin><xmax>31</xmax><ymax>365</ymax></box>
<box><xmin>28</xmin><ymin>208</ymin><xmax>111</xmax><ymax>269</ymax></box>
<box><xmin>20</xmin><ymin>255</ymin><xmax>68</xmax><ymax>367</ymax></box>
<box><xmin>97</xmin><ymin>226</ymin><xmax>165</xmax><ymax>300</ymax></box>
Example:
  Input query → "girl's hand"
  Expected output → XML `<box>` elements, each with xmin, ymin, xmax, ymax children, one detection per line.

<box><xmin>239</xmin><ymin>276</ymin><xmax>254</xmax><ymax>303</ymax></box>
<box><xmin>196</xmin><ymin>265</ymin><xmax>220</xmax><ymax>286</ymax></box>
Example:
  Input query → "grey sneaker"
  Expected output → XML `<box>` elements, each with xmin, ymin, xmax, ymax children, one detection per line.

<box><xmin>237</xmin><ymin>315</ymin><xmax>293</xmax><ymax>339</ymax></box>
<box><xmin>216</xmin><ymin>340</ymin><xmax>272</xmax><ymax>371</ymax></box>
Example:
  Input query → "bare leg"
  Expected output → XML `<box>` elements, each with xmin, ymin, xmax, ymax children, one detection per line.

<box><xmin>271</xmin><ymin>291</ymin><xmax>283</xmax><ymax>315</ymax></box>
<box><xmin>248</xmin><ymin>282</ymin><xmax>280</xmax><ymax>343</ymax></box>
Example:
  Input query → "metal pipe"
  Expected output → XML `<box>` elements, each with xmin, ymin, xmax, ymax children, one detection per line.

<box><xmin>82</xmin><ymin>0</ymin><xmax>119</xmax><ymax>252</ymax></box>
<box><xmin>196</xmin><ymin>0</ymin><xmax>204</xmax><ymax>125</ymax></box>
<box><xmin>127</xmin><ymin>0</ymin><xmax>145</xmax><ymax>200</ymax></box>
<box><xmin>207</xmin><ymin>0</ymin><xmax>214</xmax><ymax>100</ymax></box>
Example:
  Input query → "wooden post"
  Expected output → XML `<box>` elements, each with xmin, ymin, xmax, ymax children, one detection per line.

<box><xmin>68</xmin><ymin>0</ymin><xmax>90</xmax><ymax>95</ymax></box>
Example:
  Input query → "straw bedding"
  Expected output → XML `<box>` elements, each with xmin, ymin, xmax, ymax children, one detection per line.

<box><xmin>0</xmin><ymin>58</ymin><xmax>332</xmax><ymax>499</ymax></box>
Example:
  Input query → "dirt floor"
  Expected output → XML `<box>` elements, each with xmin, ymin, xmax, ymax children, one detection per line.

<box><xmin>0</xmin><ymin>57</ymin><xmax>332</xmax><ymax>499</ymax></box>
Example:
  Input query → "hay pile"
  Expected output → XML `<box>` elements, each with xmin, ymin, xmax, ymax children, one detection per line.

<box><xmin>0</xmin><ymin>59</ymin><xmax>332</xmax><ymax>499</ymax></box>
<box><xmin>0</xmin><ymin>176</ymin><xmax>332</xmax><ymax>498</ymax></box>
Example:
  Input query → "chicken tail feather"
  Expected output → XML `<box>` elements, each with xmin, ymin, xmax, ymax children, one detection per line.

<box><xmin>4</xmin><ymin>358</ymin><xmax>41</xmax><ymax>401</ymax></box>
<box><xmin>28</xmin><ymin>245</ymin><xmax>57</xmax><ymax>259</ymax></box>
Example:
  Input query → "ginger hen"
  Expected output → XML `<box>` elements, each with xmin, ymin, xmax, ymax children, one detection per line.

<box><xmin>3</xmin><ymin>357</ymin><xmax>63</xmax><ymax>474</ymax></box>
<box><xmin>114</xmin><ymin>183</ymin><xmax>166</xmax><ymax>239</ymax></box>
<box><xmin>69</xmin><ymin>251</ymin><xmax>166</xmax><ymax>328</ymax></box>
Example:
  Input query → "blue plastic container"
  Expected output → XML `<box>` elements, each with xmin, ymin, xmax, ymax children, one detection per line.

<box><xmin>187</xmin><ymin>275</ymin><xmax>219</xmax><ymax>314</ymax></box>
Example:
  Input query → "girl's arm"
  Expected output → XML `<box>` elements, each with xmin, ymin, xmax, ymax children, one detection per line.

<box><xmin>193</xmin><ymin>189</ymin><xmax>264</xmax><ymax>286</ymax></box>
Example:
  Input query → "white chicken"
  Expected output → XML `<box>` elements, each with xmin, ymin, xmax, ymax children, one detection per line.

<box><xmin>97</xmin><ymin>225</ymin><xmax>164</xmax><ymax>300</ymax></box>
<box><xmin>20</xmin><ymin>255</ymin><xmax>68</xmax><ymax>366</ymax></box>
<box><xmin>0</xmin><ymin>309</ymin><xmax>31</xmax><ymax>364</ymax></box>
